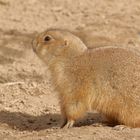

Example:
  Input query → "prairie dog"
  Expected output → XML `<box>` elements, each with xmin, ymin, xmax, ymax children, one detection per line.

<box><xmin>32</xmin><ymin>29</ymin><xmax>140</xmax><ymax>128</ymax></box>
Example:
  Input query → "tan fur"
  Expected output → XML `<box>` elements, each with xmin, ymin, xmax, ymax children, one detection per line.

<box><xmin>32</xmin><ymin>29</ymin><xmax>140</xmax><ymax>128</ymax></box>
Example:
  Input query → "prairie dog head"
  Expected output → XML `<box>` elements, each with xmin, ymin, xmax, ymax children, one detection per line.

<box><xmin>32</xmin><ymin>29</ymin><xmax>87</xmax><ymax>64</ymax></box>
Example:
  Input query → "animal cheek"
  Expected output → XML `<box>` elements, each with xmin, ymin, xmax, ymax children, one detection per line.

<box><xmin>39</xmin><ymin>47</ymin><xmax>48</xmax><ymax>57</ymax></box>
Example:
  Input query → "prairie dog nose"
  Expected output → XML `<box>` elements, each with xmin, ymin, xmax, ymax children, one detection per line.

<box><xmin>32</xmin><ymin>38</ymin><xmax>38</xmax><ymax>52</ymax></box>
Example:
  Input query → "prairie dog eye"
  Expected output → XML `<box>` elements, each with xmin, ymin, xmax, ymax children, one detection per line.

<box><xmin>44</xmin><ymin>35</ymin><xmax>52</xmax><ymax>42</ymax></box>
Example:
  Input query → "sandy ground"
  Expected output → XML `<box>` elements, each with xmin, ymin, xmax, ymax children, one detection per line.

<box><xmin>0</xmin><ymin>0</ymin><xmax>140</xmax><ymax>139</ymax></box>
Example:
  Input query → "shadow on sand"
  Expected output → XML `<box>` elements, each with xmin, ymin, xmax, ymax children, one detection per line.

<box><xmin>0</xmin><ymin>111</ymin><xmax>109</xmax><ymax>131</ymax></box>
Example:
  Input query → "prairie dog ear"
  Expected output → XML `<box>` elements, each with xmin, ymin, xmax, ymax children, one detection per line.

<box><xmin>64</xmin><ymin>40</ymin><xmax>69</xmax><ymax>46</ymax></box>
